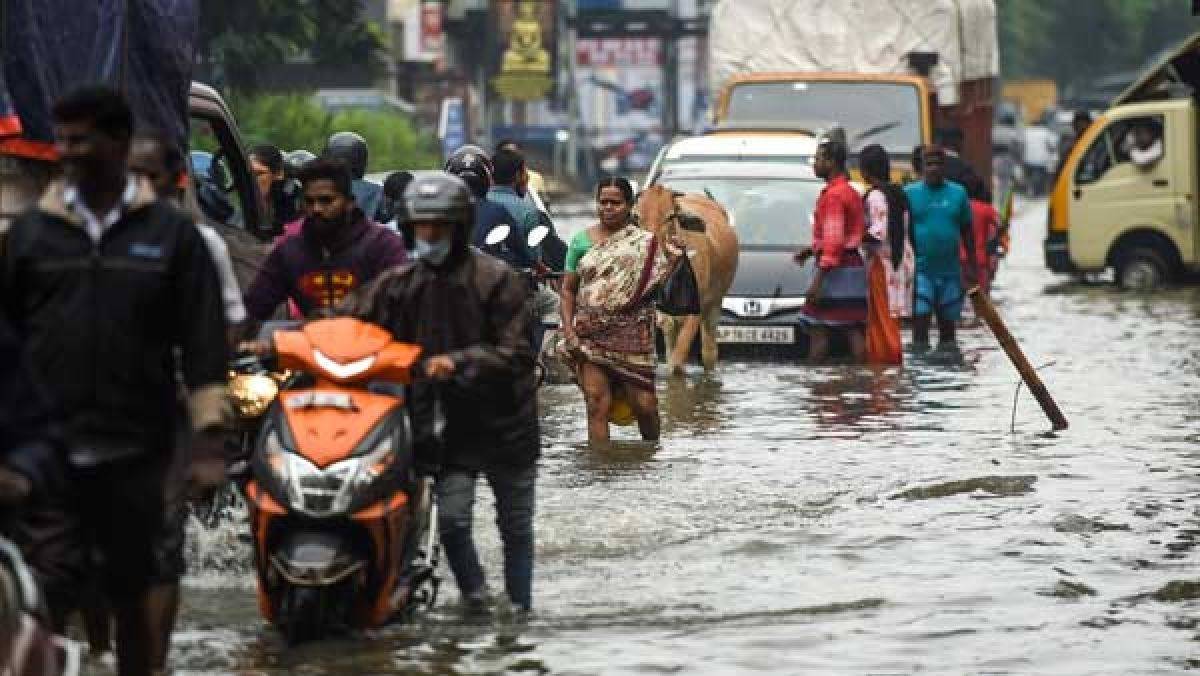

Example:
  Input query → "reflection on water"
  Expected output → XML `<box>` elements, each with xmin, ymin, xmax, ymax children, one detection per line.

<box><xmin>145</xmin><ymin>199</ymin><xmax>1200</xmax><ymax>675</ymax></box>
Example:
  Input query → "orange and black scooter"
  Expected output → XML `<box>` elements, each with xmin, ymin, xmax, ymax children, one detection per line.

<box><xmin>230</xmin><ymin>317</ymin><xmax>440</xmax><ymax>643</ymax></box>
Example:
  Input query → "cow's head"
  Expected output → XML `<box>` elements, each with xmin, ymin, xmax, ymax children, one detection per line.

<box><xmin>634</xmin><ymin>184</ymin><xmax>684</xmax><ymax>239</ymax></box>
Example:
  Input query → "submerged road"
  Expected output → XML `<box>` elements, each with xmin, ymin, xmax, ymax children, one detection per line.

<box><xmin>139</xmin><ymin>198</ymin><xmax>1199</xmax><ymax>675</ymax></box>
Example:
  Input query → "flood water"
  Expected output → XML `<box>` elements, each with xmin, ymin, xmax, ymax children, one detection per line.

<box><xmin>119</xmin><ymin>199</ymin><xmax>1200</xmax><ymax>674</ymax></box>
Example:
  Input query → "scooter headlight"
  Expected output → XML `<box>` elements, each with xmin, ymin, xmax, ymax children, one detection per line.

<box><xmin>324</xmin><ymin>439</ymin><xmax>396</xmax><ymax>515</ymax></box>
<box><xmin>262</xmin><ymin>428</ymin><xmax>317</xmax><ymax>510</ymax></box>
<box><xmin>262</xmin><ymin>428</ymin><xmax>397</xmax><ymax>517</ymax></box>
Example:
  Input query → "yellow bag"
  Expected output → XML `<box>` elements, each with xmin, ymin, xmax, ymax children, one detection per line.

<box><xmin>608</xmin><ymin>394</ymin><xmax>636</xmax><ymax>426</ymax></box>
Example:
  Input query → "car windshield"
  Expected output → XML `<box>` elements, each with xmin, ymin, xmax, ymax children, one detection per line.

<box><xmin>659</xmin><ymin>177</ymin><xmax>819</xmax><ymax>249</ymax></box>
<box><xmin>726</xmin><ymin>81</ymin><xmax>922</xmax><ymax>154</ymax></box>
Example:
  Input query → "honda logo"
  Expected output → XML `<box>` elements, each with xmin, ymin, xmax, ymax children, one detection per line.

<box><xmin>742</xmin><ymin>299</ymin><xmax>763</xmax><ymax>316</ymax></box>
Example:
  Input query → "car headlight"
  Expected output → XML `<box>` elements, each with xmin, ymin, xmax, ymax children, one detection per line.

<box><xmin>261</xmin><ymin>429</ymin><xmax>396</xmax><ymax>517</ymax></box>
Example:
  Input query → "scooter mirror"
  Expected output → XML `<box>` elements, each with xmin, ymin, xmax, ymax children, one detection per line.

<box><xmin>527</xmin><ymin>224</ymin><xmax>550</xmax><ymax>248</ymax></box>
<box><xmin>485</xmin><ymin>224</ymin><xmax>511</xmax><ymax>246</ymax></box>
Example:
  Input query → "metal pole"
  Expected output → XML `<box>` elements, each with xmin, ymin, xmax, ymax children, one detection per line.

<box><xmin>565</xmin><ymin>0</ymin><xmax>580</xmax><ymax>180</ymax></box>
<box><xmin>662</xmin><ymin>0</ymin><xmax>678</xmax><ymax>140</ymax></box>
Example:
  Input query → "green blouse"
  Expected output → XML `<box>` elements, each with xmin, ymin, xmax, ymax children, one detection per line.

<box><xmin>564</xmin><ymin>229</ymin><xmax>593</xmax><ymax>273</ymax></box>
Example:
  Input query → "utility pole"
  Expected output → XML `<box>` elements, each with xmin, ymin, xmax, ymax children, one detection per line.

<box><xmin>662</xmin><ymin>0</ymin><xmax>680</xmax><ymax>142</ymax></box>
<box><xmin>565</xmin><ymin>0</ymin><xmax>580</xmax><ymax>180</ymax></box>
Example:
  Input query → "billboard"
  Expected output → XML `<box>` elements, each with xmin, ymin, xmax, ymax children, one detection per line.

<box><xmin>575</xmin><ymin>37</ymin><xmax>664</xmax><ymax>172</ymax></box>
<box><xmin>491</xmin><ymin>0</ymin><xmax>557</xmax><ymax>102</ymax></box>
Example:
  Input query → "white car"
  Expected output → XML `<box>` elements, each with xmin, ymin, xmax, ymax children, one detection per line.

<box><xmin>645</xmin><ymin>133</ymin><xmax>818</xmax><ymax>187</ymax></box>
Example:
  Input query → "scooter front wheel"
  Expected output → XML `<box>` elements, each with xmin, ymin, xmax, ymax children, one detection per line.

<box><xmin>280</xmin><ymin>586</ymin><xmax>334</xmax><ymax>645</ymax></box>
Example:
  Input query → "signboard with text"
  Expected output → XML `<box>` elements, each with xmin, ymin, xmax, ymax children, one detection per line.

<box><xmin>575</xmin><ymin>37</ymin><xmax>664</xmax><ymax>172</ymax></box>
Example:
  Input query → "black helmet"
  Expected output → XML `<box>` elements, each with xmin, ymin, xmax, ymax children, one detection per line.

<box><xmin>445</xmin><ymin>150</ymin><xmax>492</xmax><ymax>200</ymax></box>
<box><xmin>404</xmin><ymin>172</ymin><xmax>475</xmax><ymax>226</ymax></box>
<box><xmin>404</xmin><ymin>173</ymin><xmax>476</xmax><ymax>260</ymax></box>
<box><xmin>446</xmin><ymin>144</ymin><xmax>494</xmax><ymax>176</ymax></box>
<box><xmin>284</xmin><ymin>149</ymin><xmax>317</xmax><ymax>172</ymax></box>
<box><xmin>324</xmin><ymin>131</ymin><xmax>368</xmax><ymax>179</ymax></box>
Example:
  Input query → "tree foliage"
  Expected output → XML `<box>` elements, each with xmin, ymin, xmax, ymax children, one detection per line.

<box><xmin>228</xmin><ymin>94</ymin><xmax>441</xmax><ymax>172</ymax></box>
<box><xmin>198</xmin><ymin>0</ymin><xmax>384</xmax><ymax>92</ymax></box>
<box><xmin>998</xmin><ymin>0</ymin><xmax>1200</xmax><ymax>86</ymax></box>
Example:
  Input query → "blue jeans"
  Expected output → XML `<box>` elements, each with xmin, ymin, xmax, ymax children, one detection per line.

<box><xmin>437</xmin><ymin>464</ymin><xmax>536</xmax><ymax>610</ymax></box>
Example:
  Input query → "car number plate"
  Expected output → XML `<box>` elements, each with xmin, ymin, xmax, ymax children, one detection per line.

<box><xmin>717</xmin><ymin>325</ymin><xmax>795</xmax><ymax>344</ymax></box>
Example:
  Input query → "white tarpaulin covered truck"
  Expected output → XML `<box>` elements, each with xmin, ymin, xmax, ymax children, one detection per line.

<box><xmin>707</xmin><ymin>0</ymin><xmax>999</xmax><ymax>181</ymax></box>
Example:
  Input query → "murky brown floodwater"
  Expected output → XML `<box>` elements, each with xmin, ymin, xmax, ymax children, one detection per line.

<box><xmin>95</xmin><ymin>198</ymin><xmax>1200</xmax><ymax>674</ymax></box>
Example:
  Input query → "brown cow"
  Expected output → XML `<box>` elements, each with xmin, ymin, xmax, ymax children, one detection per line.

<box><xmin>636</xmin><ymin>185</ymin><xmax>739</xmax><ymax>373</ymax></box>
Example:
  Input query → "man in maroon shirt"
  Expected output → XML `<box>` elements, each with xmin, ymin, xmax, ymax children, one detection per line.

<box><xmin>244</xmin><ymin>159</ymin><xmax>407</xmax><ymax>322</ymax></box>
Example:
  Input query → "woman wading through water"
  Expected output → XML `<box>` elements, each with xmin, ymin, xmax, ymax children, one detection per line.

<box><xmin>559</xmin><ymin>177</ymin><xmax>682</xmax><ymax>443</ymax></box>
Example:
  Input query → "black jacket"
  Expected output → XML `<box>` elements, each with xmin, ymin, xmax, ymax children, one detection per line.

<box><xmin>346</xmin><ymin>248</ymin><xmax>538</xmax><ymax>471</ymax></box>
<box><xmin>1</xmin><ymin>178</ymin><xmax>228</xmax><ymax>463</ymax></box>
<box><xmin>0</xmin><ymin>314</ymin><xmax>61</xmax><ymax>493</ymax></box>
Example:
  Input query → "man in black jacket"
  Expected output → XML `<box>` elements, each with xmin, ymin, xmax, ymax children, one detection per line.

<box><xmin>0</xmin><ymin>86</ymin><xmax>228</xmax><ymax>675</ymax></box>
<box><xmin>346</xmin><ymin>173</ymin><xmax>539</xmax><ymax>615</ymax></box>
<box><xmin>0</xmin><ymin>315</ymin><xmax>61</xmax><ymax>510</ymax></box>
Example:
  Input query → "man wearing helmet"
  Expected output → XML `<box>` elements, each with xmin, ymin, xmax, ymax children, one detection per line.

<box><xmin>324</xmin><ymin>131</ymin><xmax>385</xmax><ymax>221</ymax></box>
<box><xmin>345</xmin><ymin>172</ymin><xmax>539</xmax><ymax>616</ymax></box>
<box><xmin>444</xmin><ymin>146</ymin><xmax>528</xmax><ymax>267</ymax></box>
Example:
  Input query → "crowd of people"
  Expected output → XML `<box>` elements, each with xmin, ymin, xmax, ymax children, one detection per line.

<box><xmin>0</xmin><ymin>84</ymin><xmax>574</xmax><ymax>675</ymax></box>
<box><xmin>794</xmin><ymin>134</ymin><xmax>1006</xmax><ymax>363</ymax></box>
<box><xmin>0</xmin><ymin>83</ymin><xmax>1019</xmax><ymax>675</ymax></box>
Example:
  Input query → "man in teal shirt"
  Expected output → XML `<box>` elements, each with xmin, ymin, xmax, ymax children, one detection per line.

<box><xmin>904</xmin><ymin>146</ymin><xmax>978</xmax><ymax>350</ymax></box>
<box><xmin>486</xmin><ymin>148</ymin><xmax>540</xmax><ymax>268</ymax></box>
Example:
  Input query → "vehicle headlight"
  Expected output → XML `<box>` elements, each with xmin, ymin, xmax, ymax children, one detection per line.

<box><xmin>262</xmin><ymin>428</ymin><xmax>314</xmax><ymax>510</ymax></box>
<box><xmin>229</xmin><ymin>373</ymin><xmax>279</xmax><ymax>419</ymax></box>
<box><xmin>261</xmin><ymin>429</ymin><xmax>396</xmax><ymax>517</ymax></box>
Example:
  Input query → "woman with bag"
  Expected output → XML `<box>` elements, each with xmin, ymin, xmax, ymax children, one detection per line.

<box><xmin>559</xmin><ymin>177</ymin><xmax>683</xmax><ymax>442</ymax></box>
<box><xmin>794</xmin><ymin>137</ymin><xmax>867</xmax><ymax>362</ymax></box>
<box><xmin>859</xmin><ymin>144</ymin><xmax>909</xmax><ymax>365</ymax></box>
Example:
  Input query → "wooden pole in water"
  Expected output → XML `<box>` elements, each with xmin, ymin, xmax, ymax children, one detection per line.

<box><xmin>968</xmin><ymin>288</ymin><xmax>1069</xmax><ymax>431</ymax></box>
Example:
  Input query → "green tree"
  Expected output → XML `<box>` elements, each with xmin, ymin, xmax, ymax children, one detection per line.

<box><xmin>998</xmin><ymin>0</ymin><xmax>1200</xmax><ymax>87</ymax></box>
<box><xmin>198</xmin><ymin>0</ymin><xmax>384</xmax><ymax>92</ymax></box>
<box><xmin>227</xmin><ymin>94</ymin><xmax>441</xmax><ymax>171</ymax></box>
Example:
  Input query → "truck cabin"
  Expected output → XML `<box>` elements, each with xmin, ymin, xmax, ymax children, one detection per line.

<box><xmin>711</xmin><ymin>73</ymin><xmax>943</xmax><ymax>184</ymax></box>
<box><xmin>1047</xmin><ymin>33</ymin><xmax>1200</xmax><ymax>288</ymax></box>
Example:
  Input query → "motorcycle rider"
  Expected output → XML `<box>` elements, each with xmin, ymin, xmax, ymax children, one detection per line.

<box><xmin>324</xmin><ymin>131</ymin><xmax>385</xmax><ymax>222</ymax></box>
<box><xmin>492</xmin><ymin>142</ymin><xmax>566</xmax><ymax>271</ymax></box>
<box><xmin>443</xmin><ymin>146</ymin><xmax>522</xmax><ymax>263</ymax></box>
<box><xmin>243</xmin><ymin>158</ymin><xmax>408</xmax><ymax>321</ymax></box>
<box><xmin>379</xmin><ymin>170</ymin><xmax>415</xmax><ymax>233</ymax></box>
<box><xmin>345</xmin><ymin>173</ymin><xmax>539</xmax><ymax>615</ymax></box>
<box><xmin>130</xmin><ymin>131</ymin><xmax>248</xmax><ymax>338</ymax></box>
<box><xmin>250</xmin><ymin>144</ymin><xmax>301</xmax><ymax>235</ymax></box>
<box><xmin>0</xmin><ymin>86</ymin><xmax>228</xmax><ymax>676</ymax></box>
<box><xmin>487</xmin><ymin>149</ymin><xmax>541</xmax><ymax>268</ymax></box>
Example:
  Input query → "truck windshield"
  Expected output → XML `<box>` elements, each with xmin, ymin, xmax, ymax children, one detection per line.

<box><xmin>726</xmin><ymin>81</ymin><xmax>923</xmax><ymax>154</ymax></box>
<box><xmin>659</xmin><ymin>177</ymin><xmax>820</xmax><ymax>249</ymax></box>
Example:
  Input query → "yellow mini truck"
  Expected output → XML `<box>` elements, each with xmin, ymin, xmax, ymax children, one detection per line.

<box><xmin>1046</xmin><ymin>34</ymin><xmax>1200</xmax><ymax>289</ymax></box>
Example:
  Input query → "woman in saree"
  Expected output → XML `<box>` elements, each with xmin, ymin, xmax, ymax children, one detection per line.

<box><xmin>859</xmin><ymin>144</ymin><xmax>909</xmax><ymax>364</ymax></box>
<box><xmin>560</xmin><ymin>177</ymin><xmax>681</xmax><ymax>443</ymax></box>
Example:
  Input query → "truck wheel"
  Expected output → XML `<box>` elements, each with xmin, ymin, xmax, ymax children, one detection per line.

<box><xmin>1115</xmin><ymin>246</ymin><xmax>1171</xmax><ymax>291</ymax></box>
